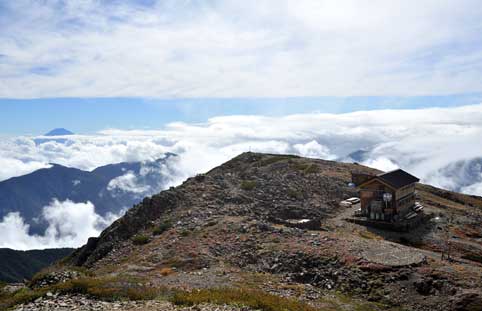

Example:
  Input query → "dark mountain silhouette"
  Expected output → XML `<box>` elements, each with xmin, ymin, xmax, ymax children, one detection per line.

<box><xmin>0</xmin><ymin>248</ymin><xmax>74</xmax><ymax>283</ymax></box>
<box><xmin>0</xmin><ymin>153</ymin><xmax>177</xmax><ymax>234</ymax></box>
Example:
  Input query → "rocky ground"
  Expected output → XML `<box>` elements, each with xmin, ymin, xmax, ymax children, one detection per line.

<box><xmin>3</xmin><ymin>153</ymin><xmax>482</xmax><ymax>311</ymax></box>
<box><xmin>13</xmin><ymin>294</ymin><xmax>253</xmax><ymax>311</ymax></box>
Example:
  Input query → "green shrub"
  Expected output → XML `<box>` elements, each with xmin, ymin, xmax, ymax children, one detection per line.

<box><xmin>153</xmin><ymin>221</ymin><xmax>172</xmax><ymax>235</ymax></box>
<box><xmin>171</xmin><ymin>288</ymin><xmax>318</xmax><ymax>311</ymax></box>
<box><xmin>240</xmin><ymin>180</ymin><xmax>257</xmax><ymax>191</ymax></box>
<box><xmin>132</xmin><ymin>235</ymin><xmax>150</xmax><ymax>245</ymax></box>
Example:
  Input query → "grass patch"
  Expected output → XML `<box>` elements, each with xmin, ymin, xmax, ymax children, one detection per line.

<box><xmin>30</xmin><ymin>266</ymin><xmax>94</xmax><ymax>286</ymax></box>
<box><xmin>293</xmin><ymin>162</ymin><xmax>319</xmax><ymax>174</ymax></box>
<box><xmin>331</xmin><ymin>292</ymin><xmax>396</xmax><ymax>311</ymax></box>
<box><xmin>171</xmin><ymin>287</ymin><xmax>318</xmax><ymax>311</ymax></box>
<box><xmin>294</xmin><ymin>163</ymin><xmax>309</xmax><ymax>170</ymax></box>
<box><xmin>153</xmin><ymin>221</ymin><xmax>172</xmax><ymax>235</ymax></box>
<box><xmin>132</xmin><ymin>235</ymin><xmax>150</xmax><ymax>245</ymax></box>
<box><xmin>358</xmin><ymin>231</ymin><xmax>379</xmax><ymax>240</ymax></box>
<box><xmin>257</xmin><ymin>155</ymin><xmax>299</xmax><ymax>167</ymax></box>
<box><xmin>303</xmin><ymin>164</ymin><xmax>319</xmax><ymax>174</ymax></box>
<box><xmin>1</xmin><ymin>275</ymin><xmax>167</xmax><ymax>309</ymax></box>
<box><xmin>0</xmin><ymin>287</ymin><xmax>46</xmax><ymax>309</ymax></box>
<box><xmin>240</xmin><ymin>180</ymin><xmax>257</xmax><ymax>191</ymax></box>
<box><xmin>288</xmin><ymin>188</ymin><xmax>304</xmax><ymax>200</ymax></box>
<box><xmin>57</xmin><ymin>276</ymin><xmax>162</xmax><ymax>301</ymax></box>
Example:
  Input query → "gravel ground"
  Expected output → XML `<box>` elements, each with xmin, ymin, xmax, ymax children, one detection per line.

<box><xmin>13</xmin><ymin>295</ymin><xmax>255</xmax><ymax>311</ymax></box>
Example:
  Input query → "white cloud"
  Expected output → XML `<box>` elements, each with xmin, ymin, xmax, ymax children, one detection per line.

<box><xmin>1</xmin><ymin>104</ymin><xmax>482</xmax><ymax>203</ymax></box>
<box><xmin>0</xmin><ymin>157</ymin><xmax>51</xmax><ymax>181</ymax></box>
<box><xmin>2</xmin><ymin>104</ymin><xmax>482</xmax><ymax>249</ymax></box>
<box><xmin>461</xmin><ymin>182</ymin><xmax>482</xmax><ymax>196</ymax></box>
<box><xmin>0</xmin><ymin>1</ymin><xmax>481</xmax><ymax>98</ymax></box>
<box><xmin>0</xmin><ymin>199</ymin><xmax>123</xmax><ymax>250</ymax></box>
<box><xmin>362</xmin><ymin>157</ymin><xmax>399</xmax><ymax>173</ymax></box>
<box><xmin>293</xmin><ymin>140</ymin><xmax>335</xmax><ymax>159</ymax></box>
<box><xmin>108</xmin><ymin>171</ymin><xmax>151</xmax><ymax>194</ymax></box>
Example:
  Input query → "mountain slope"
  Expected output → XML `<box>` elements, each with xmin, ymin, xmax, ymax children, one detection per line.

<box><xmin>8</xmin><ymin>153</ymin><xmax>482</xmax><ymax>310</ymax></box>
<box><xmin>0</xmin><ymin>154</ymin><xmax>176</xmax><ymax>234</ymax></box>
<box><xmin>0</xmin><ymin>248</ymin><xmax>73</xmax><ymax>283</ymax></box>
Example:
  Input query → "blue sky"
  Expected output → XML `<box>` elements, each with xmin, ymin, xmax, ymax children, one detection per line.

<box><xmin>0</xmin><ymin>1</ymin><xmax>482</xmax><ymax>134</ymax></box>
<box><xmin>1</xmin><ymin>94</ymin><xmax>482</xmax><ymax>135</ymax></box>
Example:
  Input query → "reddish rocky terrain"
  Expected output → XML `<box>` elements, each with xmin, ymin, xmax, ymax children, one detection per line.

<box><xmin>3</xmin><ymin>153</ymin><xmax>482</xmax><ymax>311</ymax></box>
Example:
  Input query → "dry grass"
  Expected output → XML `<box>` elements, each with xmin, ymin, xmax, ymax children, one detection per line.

<box><xmin>54</xmin><ymin>275</ymin><xmax>163</xmax><ymax>301</ymax></box>
<box><xmin>0</xmin><ymin>287</ymin><xmax>47</xmax><ymax>309</ymax></box>
<box><xmin>293</xmin><ymin>162</ymin><xmax>319</xmax><ymax>174</ymax></box>
<box><xmin>171</xmin><ymin>287</ymin><xmax>319</xmax><ymax>311</ymax></box>
<box><xmin>257</xmin><ymin>155</ymin><xmax>299</xmax><ymax>167</ymax></box>
<box><xmin>358</xmin><ymin>231</ymin><xmax>380</xmax><ymax>240</ymax></box>
<box><xmin>159</xmin><ymin>267</ymin><xmax>175</xmax><ymax>276</ymax></box>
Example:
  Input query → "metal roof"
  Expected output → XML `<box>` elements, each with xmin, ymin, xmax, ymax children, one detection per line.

<box><xmin>376</xmin><ymin>169</ymin><xmax>420</xmax><ymax>189</ymax></box>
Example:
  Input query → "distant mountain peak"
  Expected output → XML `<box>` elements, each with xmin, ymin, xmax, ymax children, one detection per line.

<box><xmin>44</xmin><ymin>128</ymin><xmax>74</xmax><ymax>136</ymax></box>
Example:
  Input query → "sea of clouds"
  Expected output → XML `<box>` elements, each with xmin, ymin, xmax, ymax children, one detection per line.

<box><xmin>0</xmin><ymin>199</ymin><xmax>123</xmax><ymax>250</ymax></box>
<box><xmin>1</xmin><ymin>104</ymin><xmax>482</xmax><ymax>249</ymax></box>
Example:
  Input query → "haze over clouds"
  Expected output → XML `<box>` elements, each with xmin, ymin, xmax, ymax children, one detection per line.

<box><xmin>0</xmin><ymin>0</ymin><xmax>481</xmax><ymax>98</ymax></box>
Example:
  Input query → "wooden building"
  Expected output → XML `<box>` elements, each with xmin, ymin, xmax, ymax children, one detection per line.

<box><xmin>355</xmin><ymin>169</ymin><xmax>419</xmax><ymax>222</ymax></box>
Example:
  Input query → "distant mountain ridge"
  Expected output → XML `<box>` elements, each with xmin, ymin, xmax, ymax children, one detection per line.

<box><xmin>34</xmin><ymin>128</ymin><xmax>75</xmax><ymax>145</ymax></box>
<box><xmin>0</xmin><ymin>153</ymin><xmax>177</xmax><ymax>234</ymax></box>
<box><xmin>0</xmin><ymin>248</ymin><xmax>74</xmax><ymax>283</ymax></box>
<box><xmin>44</xmin><ymin>128</ymin><xmax>74</xmax><ymax>136</ymax></box>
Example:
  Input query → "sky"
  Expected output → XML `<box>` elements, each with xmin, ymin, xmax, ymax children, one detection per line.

<box><xmin>2</xmin><ymin>94</ymin><xmax>482</xmax><ymax>135</ymax></box>
<box><xmin>1</xmin><ymin>1</ymin><xmax>482</xmax><ymax>101</ymax></box>
<box><xmin>1</xmin><ymin>1</ymin><xmax>482</xmax><ymax>249</ymax></box>
<box><xmin>0</xmin><ymin>0</ymin><xmax>481</xmax><ymax>134</ymax></box>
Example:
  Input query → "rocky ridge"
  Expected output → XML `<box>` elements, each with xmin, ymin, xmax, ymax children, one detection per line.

<box><xmin>4</xmin><ymin>153</ymin><xmax>482</xmax><ymax>311</ymax></box>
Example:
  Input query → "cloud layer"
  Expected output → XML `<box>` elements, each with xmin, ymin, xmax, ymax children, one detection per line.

<box><xmin>0</xmin><ymin>199</ymin><xmax>123</xmax><ymax>250</ymax></box>
<box><xmin>1</xmin><ymin>104</ymin><xmax>482</xmax><ymax>196</ymax></box>
<box><xmin>1</xmin><ymin>104</ymin><xmax>482</xmax><ymax>249</ymax></box>
<box><xmin>1</xmin><ymin>0</ymin><xmax>481</xmax><ymax>98</ymax></box>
